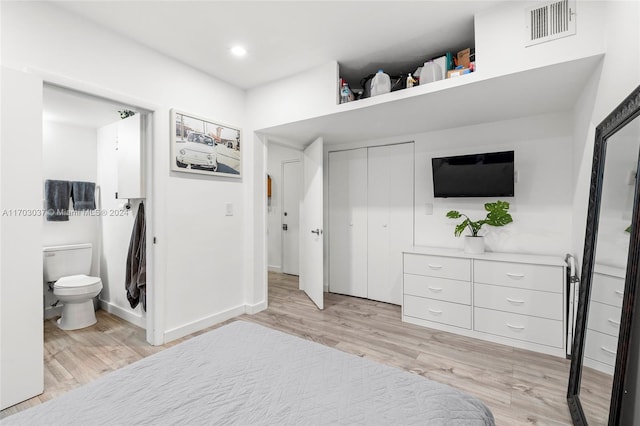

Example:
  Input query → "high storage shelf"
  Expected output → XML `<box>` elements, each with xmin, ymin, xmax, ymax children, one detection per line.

<box><xmin>260</xmin><ymin>54</ymin><xmax>604</xmax><ymax>145</ymax></box>
<box><xmin>402</xmin><ymin>246</ymin><xmax>567</xmax><ymax>358</ymax></box>
<box><xmin>337</xmin><ymin>46</ymin><xmax>473</xmax><ymax>104</ymax></box>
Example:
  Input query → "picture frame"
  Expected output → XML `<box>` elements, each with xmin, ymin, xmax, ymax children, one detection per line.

<box><xmin>170</xmin><ymin>109</ymin><xmax>241</xmax><ymax>178</ymax></box>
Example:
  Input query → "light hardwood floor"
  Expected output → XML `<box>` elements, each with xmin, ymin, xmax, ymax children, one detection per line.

<box><xmin>3</xmin><ymin>272</ymin><xmax>587</xmax><ymax>424</ymax></box>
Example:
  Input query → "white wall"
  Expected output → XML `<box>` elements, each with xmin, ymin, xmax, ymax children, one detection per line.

<box><xmin>267</xmin><ymin>142</ymin><xmax>303</xmax><ymax>271</ymax></box>
<box><xmin>474</xmin><ymin>0</ymin><xmax>605</xmax><ymax>77</ymax></box>
<box><xmin>42</xmin><ymin>121</ymin><xmax>100</xmax><ymax>317</ymax></box>
<box><xmin>96</xmin><ymin>121</ymin><xmax>145</xmax><ymax>327</ymax></box>
<box><xmin>1</xmin><ymin>1</ymin><xmax>248</xmax><ymax>344</ymax></box>
<box><xmin>570</xmin><ymin>0</ymin><xmax>640</xmax><ymax>270</ymax></box>
<box><xmin>247</xmin><ymin>61</ymin><xmax>339</xmax><ymax>131</ymax></box>
<box><xmin>326</xmin><ymin>112</ymin><xmax>574</xmax><ymax>257</ymax></box>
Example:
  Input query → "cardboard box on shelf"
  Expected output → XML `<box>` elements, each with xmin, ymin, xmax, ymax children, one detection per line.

<box><xmin>447</xmin><ymin>67</ymin><xmax>470</xmax><ymax>78</ymax></box>
<box><xmin>456</xmin><ymin>48</ymin><xmax>475</xmax><ymax>68</ymax></box>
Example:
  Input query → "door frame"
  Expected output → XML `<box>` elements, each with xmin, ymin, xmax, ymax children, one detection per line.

<box><xmin>280</xmin><ymin>159</ymin><xmax>302</xmax><ymax>276</ymax></box>
<box><xmin>32</xmin><ymin>68</ymin><xmax>161</xmax><ymax>346</ymax></box>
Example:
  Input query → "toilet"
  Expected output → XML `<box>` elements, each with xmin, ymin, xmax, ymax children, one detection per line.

<box><xmin>43</xmin><ymin>243</ymin><xmax>103</xmax><ymax>330</ymax></box>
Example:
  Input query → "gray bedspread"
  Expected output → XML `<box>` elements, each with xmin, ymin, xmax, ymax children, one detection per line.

<box><xmin>4</xmin><ymin>321</ymin><xmax>494</xmax><ymax>425</ymax></box>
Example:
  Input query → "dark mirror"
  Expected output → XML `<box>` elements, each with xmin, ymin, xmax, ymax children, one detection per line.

<box><xmin>568</xmin><ymin>85</ymin><xmax>640</xmax><ymax>425</ymax></box>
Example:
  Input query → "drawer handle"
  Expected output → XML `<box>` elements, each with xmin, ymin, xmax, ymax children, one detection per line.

<box><xmin>506</xmin><ymin>273</ymin><xmax>525</xmax><ymax>279</ymax></box>
<box><xmin>608</xmin><ymin>318</ymin><xmax>621</xmax><ymax>326</ymax></box>
<box><xmin>428</xmin><ymin>286</ymin><xmax>443</xmax><ymax>292</ymax></box>
<box><xmin>615</xmin><ymin>290</ymin><xmax>624</xmax><ymax>296</ymax></box>
<box><xmin>428</xmin><ymin>308</ymin><xmax>443</xmax><ymax>315</ymax></box>
<box><xmin>600</xmin><ymin>346</ymin><xmax>616</xmax><ymax>355</ymax></box>
<box><xmin>506</xmin><ymin>298</ymin><xmax>525</xmax><ymax>305</ymax></box>
<box><xmin>506</xmin><ymin>323</ymin><xmax>525</xmax><ymax>330</ymax></box>
<box><xmin>427</xmin><ymin>264</ymin><xmax>443</xmax><ymax>270</ymax></box>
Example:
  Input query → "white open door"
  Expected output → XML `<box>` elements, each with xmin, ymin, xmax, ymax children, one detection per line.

<box><xmin>1</xmin><ymin>67</ymin><xmax>44</xmax><ymax>409</ymax></box>
<box><xmin>299</xmin><ymin>137</ymin><xmax>324</xmax><ymax>309</ymax></box>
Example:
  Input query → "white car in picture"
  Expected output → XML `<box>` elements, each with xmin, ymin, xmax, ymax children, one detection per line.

<box><xmin>176</xmin><ymin>132</ymin><xmax>218</xmax><ymax>171</ymax></box>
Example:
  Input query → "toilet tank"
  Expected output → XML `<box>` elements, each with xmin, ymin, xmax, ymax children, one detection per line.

<box><xmin>43</xmin><ymin>243</ymin><xmax>93</xmax><ymax>282</ymax></box>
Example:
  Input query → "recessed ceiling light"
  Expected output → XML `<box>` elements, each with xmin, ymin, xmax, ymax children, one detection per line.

<box><xmin>231</xmin><ymin>46</ymin><xmax>247</xmax><ymax>57</ymax></box>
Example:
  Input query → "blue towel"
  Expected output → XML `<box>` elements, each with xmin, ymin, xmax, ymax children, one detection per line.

<box><xmin>71</xmin><ymin>181</ymin><xmax>96</xmax><ymax>211</ymax></box>
<box><xmin>44</xmin><ymin>180</ymin><xmax>71</xmax><ymax>221</ymax></box>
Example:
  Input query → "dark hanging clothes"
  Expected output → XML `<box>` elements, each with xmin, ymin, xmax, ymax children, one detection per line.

<box><xmin>126</xmin><ymin>202</ymin><xmax>146</xmax><ymax>311</ymax></box>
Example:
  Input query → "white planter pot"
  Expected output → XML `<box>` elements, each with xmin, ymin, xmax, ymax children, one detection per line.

<box><xmin>464</xmin><ymin>236</ymin><xmax>485</xmax><ymax>254</ymax></box>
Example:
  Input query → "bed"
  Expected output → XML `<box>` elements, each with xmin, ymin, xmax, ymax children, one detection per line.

<box><xmin>4</xmin><ymin>321</ymin><xmax>494</xmax><ymax>425</ymax></box>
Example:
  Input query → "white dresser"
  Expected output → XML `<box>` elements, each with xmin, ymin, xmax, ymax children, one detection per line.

<box><xmin>402</xmin><ymin>246</ymin><xmax>567</xmax><ymax>357</ymax></box>
<box><xmin>583</xmin><ymin>264</ymin><xmax>625</xmax><ymax>375</ymax></box>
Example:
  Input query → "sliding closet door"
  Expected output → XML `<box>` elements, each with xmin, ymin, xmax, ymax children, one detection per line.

<box><xmin>367</xmin><ymin>143</ymin><xmax>414</xmax><ymax>305</ymax></box>
<box><xmin>328</xmin><ymin>149</ymin><xmax>368</xmax><ymax>297</ymax></box>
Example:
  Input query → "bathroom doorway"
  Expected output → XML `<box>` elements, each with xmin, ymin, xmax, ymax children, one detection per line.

<box><xmin>42</xmin><ymin>84</ymin><xmax>154</xmax><ymax>340</ymax></box>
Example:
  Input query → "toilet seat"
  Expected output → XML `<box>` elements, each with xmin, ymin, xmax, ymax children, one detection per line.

<box><xmin>54</xmin><ymin>274</ymin><xmax>102</xmax><ymax>296</ymax></box>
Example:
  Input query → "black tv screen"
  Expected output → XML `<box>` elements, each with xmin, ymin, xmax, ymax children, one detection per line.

<box><xmin>432</xmin><ymin>151</ymin><xmax>514</xmax><ymax>198</ymax></box>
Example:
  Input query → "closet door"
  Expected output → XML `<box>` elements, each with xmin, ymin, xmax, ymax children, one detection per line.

<box><xmin>367</xmin><ymin>143</ymin><xmax>414</xmax><ymax>305</ymax></box>
<box><xmin>328</xmin><ymin>149</ymin><xmax>368</xmax><ymax>297</ymax></box>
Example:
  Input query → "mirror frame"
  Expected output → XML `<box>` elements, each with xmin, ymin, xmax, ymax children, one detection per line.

<box><xmin>568</xmin><ymin>84</ymin><xmax>640</xmax><ymax>425</ymax></box>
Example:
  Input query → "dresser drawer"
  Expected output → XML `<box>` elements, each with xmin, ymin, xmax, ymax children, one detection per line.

<box><xmin>474</xmin><ymin>307</ymin><xmax>563</xmax><ymax>348</ymax></box>
<box><xmin>403</xmin><ymin>295</ymin><xmax>471</xmax><ymax>329</ymax></box>
<box><xmin>404</xmin><ymin>254</ymin><xmax>470</xmax><ymax>281</ymax></box>
<box><xmin>587</xmin><ymin>300</ymin><xmax>622</xmax><ymax>338</ymax></box>
<box><xmin>474</xmin><ymin>283</ymin><xmax>562</xmax><ymax>320</ymax></box>
<box><xmin>404</xmin><ymin>274</ymin><xmax>471</xmax><ymax>305</ymax></box>
<box><xmin>474</xmin><ymin>260</ymin><xmax>562</xmax><ymax>293</ymax></box>
<box><xmin>591</xmin><ymin>272</ymin><xmax>624</xmax><ymax>307</ymax></box>
<box><xmin>584</xmin><ymin>329</ymin><xmax>618</xmax><ymax>367</ymax></box>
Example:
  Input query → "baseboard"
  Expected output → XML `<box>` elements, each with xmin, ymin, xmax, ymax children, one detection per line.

<box><xmin>163</xmin><ymin>304</ymin><xmax>246</xmax><ymax>343</ymax></box>
<box><xmin>245</xmin><ymin>300</ymin><xmax>267</xmax><ymax>314</ymax></box>
<box><xmin>267</xmin><ymin>265</ymin><xmax>282</xmax><ymax>273</ymax></box>
<box><xmin>98</xmin><ymin>299</ymin><xmax>146</xmax><ymax>329</ymax></box>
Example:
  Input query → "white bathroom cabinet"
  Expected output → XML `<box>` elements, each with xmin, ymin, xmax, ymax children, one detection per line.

<box><xmin>328</xmin><ymin>142</ymin><xmax>414</xmax><ymax>305</ymax></box>
<box><xmin>116</xmin><ymin>114</ymin><xmax>145</xmax><ymax>199</ymax></box>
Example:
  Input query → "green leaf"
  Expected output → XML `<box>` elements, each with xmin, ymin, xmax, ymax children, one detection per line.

<box><xmin>626</xmin><ymin>225</ymin><xmax>632</xmax><ymax>233</ymax></box>
<box><xmin>485</xmin><ymin>200</ymin><xmax>510</xmax><ymax>212</ymax></box>
<box><xmin>454</xmin><ymin>220</ymin><xmax>469</xmax><ymax>237</ymax></box>
<box><xmin>446</xmin><ymin>210</ymin><xmax>461</xmax><ymax>219</ymax></box>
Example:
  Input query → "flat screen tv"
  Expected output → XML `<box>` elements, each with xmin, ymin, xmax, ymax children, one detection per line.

<box><xmin>432</xmin><ymin>151</ymin><xmax>514</xmax><ymax>198</ymax></box>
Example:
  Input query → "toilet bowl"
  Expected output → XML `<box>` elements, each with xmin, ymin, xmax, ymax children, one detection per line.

<box><xmin>43</xmin><ymin>244</ymin><xmax>103</xmax><ymax>331</ymax></box>
<box><xmin>53</xmin><ymin>274</ymin><xmax>103</xmax><ymax>330</ymax></box>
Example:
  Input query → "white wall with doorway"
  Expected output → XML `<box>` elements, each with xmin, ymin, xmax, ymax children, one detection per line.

<box><xmin>42</xmin><ymin>120</ymin><xmax>100</xmax><ymax>318</ymax></box>
<box><xmin>96</xmin><ymin>121</ymin><xmax>145</xmax><ymax>327</ymax></box>
<box><xmin>267</xmin><ymin>142</ymin><xmax>303</xmax><ymax>273</ymax></box>
<box><xmin>2</xmin><ymin>1</ymin><xmax>248</xmax><ymax>347</ymax></box>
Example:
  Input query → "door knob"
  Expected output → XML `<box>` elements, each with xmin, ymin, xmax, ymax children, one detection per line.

<box><xmin>311</xmin><ymin>228</ymin><xmax>322</xmax><ymax>235</ymax></box>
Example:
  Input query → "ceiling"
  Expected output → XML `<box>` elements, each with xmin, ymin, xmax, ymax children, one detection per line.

<box><xmin>52</xmin><ymin>1</ymin><xmax>507</xmax><ymax>90</ymax></box>
<box><xmin>43</xmin><ymin>84</ymin><xmax>136</xmax><ymax>128</ymax></box>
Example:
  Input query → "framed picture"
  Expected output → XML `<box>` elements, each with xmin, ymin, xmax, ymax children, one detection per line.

<box><xmin>170</xmin><ymin>109</ymin><xmax>241</xmax><ymax>177</ymax></box>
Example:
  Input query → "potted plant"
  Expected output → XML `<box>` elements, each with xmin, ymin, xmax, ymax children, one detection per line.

<box><xmin>446</xmin><ymin>200</ymin><xmax>513</xmax><ymax>254</ymax></box>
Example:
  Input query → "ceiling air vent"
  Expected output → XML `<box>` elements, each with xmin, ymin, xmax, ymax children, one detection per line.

<box><xmin>525</xmin><ymin>0</ymin><xmax>576</xmax><ymax>46</ymax></box>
